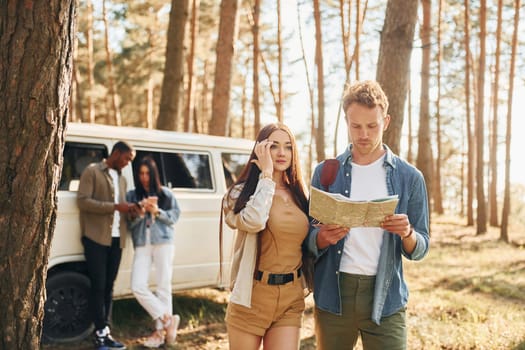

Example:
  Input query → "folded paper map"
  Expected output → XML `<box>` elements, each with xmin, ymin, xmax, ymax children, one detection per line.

<box><xmin>309</xmin><ymin>187</ymin><xmax>399</xmax><ymax>227</ymax></box>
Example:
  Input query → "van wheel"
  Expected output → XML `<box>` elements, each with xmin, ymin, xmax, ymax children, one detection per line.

<box><xmin>43</xmin><ymin>271</ymin><xmax>93</xmax><ymax>343</ymax></box>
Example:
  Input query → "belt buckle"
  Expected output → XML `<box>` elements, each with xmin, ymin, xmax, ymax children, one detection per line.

<box><xmin>269</xmin><ymin>274</ymin><xmax>286</xmax><ymax>285</ymax></box>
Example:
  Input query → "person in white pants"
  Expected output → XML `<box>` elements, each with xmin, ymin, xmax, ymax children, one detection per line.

<box><xmin>126</xmin><ymin>156</ymin><xmax>181</xmax><ymax>348</ymax></box>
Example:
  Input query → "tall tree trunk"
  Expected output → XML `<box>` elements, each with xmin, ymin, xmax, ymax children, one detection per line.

<box><xmin>464</xmin><ymin>0</ymin><xmax>474</xmax><ymax>226</ymax></box>
<box><xmin>72</xmin><ymin>36</ymin><xmax>84</xmax><ymax>123</ymax></box>
<box><xmin>433</xmin><ymin>0</ymin><xmax>444</xmax><ymax>214</ymax></box>
<box><xmin>252</xmin><ymin>0</ymin><xmax>261</xmax><ymax>137</ymax></box>
<box><xmin>377</xmin><ymin>0</ymin><xmax>419</xmax><ymax>154</ymax></box>
<box><xmin>489</xmin><ymin>0</ymin><xmax>503</xmax><ymax>227</ymax></box>
<box><xmin>209</xmin><ymin>0</ymin><xmax>241</xmax><ymax>136</ymax></box>
<box><xmin>475</xmin><ymin>0</ymin><xmax>487</xmax><ymax>234</ymax></box>
<box><xmin>184</xmin><ymin>0</ymin><xmax>199</xmax><ymax>132</ymax></box>
<box><xmin>102</xmin><ymin>0</ymin><xmax>121</xmax><ymax>126</ymax></box>
<box><xmin>145</xmin><ymin>75</ymin><xmax>154</xmax><ymax>128</ymax></box>
<box><xmin>354</xmin><ymin>0</ymin><xmax>361</xmax><ymax>80</ymax></box>
<box><xmin>199</xmin><ymin>59</ymin><xmax>211</xmax><ymax>134</ymax></box>
<box><xmin>87</xmin><ymin>0</ymin><xmax>95</xmax><ymax>123</ymax></box>
<box><xmin>276</xmin><ymin>0</ymin><xmax>283</xmax><ymax>122</ymax></box>
<box><xmin>407</xmin><ymin>78</ymin><xmax>413</xmax><ymax>164</ymax></box>
<box><xmin>158</xmin><ymin>0</ymin><xmax>189</xmax><ymax>131</ymax></box>
<box><xmin>313</xmin><ymin>0</ymin><xmax>326</xmax><ymax>162</ymax></box>
<box><xmin>416</xmin><ymin>0</ymin><xmax>433</xmax><ymax>211</ymax></box>
<box><xmin>501</xmin><ymin>0</ymin><xmax>520</xmax><ymax>242</ymax></box>
<box><xmin>296</xmin><ymin>1</ymin><xmax>316</xmax><ymax>180</ymax></box>
<box><xmin>334</xmin><ymin>0</ymin><xmax>368</xmax><ymax>156</ymax></box>
<box><xmin>0</xmin><ymin>1</ymin><xmax>75</xmax><ymax>347</ymax></box>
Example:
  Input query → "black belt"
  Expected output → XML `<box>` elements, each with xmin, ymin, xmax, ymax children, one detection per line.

<box><xmin>254</xmin><ymin>269</ymin><xmax>302</xmax><ymax>285</ymax></box>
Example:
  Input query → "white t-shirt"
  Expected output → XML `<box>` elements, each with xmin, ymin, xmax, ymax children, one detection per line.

<box><xmin>339</xmin><ymin>155</ymin><xmax>387</xmax><ymax>276</ymax></box>
<box><xmin>108</xmin><ymin>168</ymin><xmax>121</xmax><ymax>238</ymax></box>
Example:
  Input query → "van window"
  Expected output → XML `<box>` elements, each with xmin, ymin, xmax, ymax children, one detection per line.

<box><xmin>133</xmin><ymin>150</ymin><xmax>213</xmax><ymax>190</ymax></box>
<box><xmin>221</xmin><ymin>152</ymin><xmax>250</xmax><ymax>188</ymax></box>
<box><xmin>60</xmin><ymin>142</ymin><xmax>108</xmax><ymax>191</ymax></box>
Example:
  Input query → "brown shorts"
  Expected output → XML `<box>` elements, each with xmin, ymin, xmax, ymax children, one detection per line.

<box><xmin>226</xmin><ymin>275</ymin><xmax>305</xmax><ymax>336</ymax></box>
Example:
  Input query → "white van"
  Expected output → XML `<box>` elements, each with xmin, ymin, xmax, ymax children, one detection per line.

<box><xmin>43</xmin><ymin>122</ymin><xmax>252</xmax><ymax>343</ymax></box>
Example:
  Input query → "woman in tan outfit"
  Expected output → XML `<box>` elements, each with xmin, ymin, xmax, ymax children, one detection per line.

<box><xmin>223</xmin><ymin>123</ymin><xmax>309</xmax><ymax>350</ymax></box>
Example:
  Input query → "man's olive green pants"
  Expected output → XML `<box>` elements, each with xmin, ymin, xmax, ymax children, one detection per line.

<box><xmin>315</xmin><ymin>272</ymin><xmax>407</xmax><ymax>350</ymax></box>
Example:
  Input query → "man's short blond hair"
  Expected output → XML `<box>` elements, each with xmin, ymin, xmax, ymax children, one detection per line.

<box><xmin>342</xmin><ymin>80</ymin><xmax>389</xmax><ymax>117</ymax></box>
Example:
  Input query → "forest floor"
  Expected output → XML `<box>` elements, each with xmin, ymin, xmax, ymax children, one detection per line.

<box><xmin>42</xmin><ymin>215</ymin><xmax>525</xmax><ymax>350</ymax></box>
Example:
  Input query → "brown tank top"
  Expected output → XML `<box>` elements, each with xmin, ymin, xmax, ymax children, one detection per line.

<box><xmin>258</xmin><ymin>193</ymin><xmax>309</xmax><ymax>273</ymax></box>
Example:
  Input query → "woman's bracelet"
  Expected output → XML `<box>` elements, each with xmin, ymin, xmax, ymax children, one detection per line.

<box><xmin>259</xmin><ymin>171</ymin><xmax>272</xmax><ymax>180</ymax></box>
<box><xmin>402</xmin><ymin>227</ymin><xmax>414</xmax><ymax>241</ymax></box>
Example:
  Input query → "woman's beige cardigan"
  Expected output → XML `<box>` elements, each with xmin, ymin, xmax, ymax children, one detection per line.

<box><xmin>222</xmin><ymin>177</ymin><xmax>275</xmax><ymax>308</ymax></box>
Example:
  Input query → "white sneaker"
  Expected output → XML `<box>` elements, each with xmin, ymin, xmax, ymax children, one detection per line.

<box><xmin>141</xmin><ymin>329</ymin><xmax>165</xmax><ymax>348</ymax></box>
<box><xmin>165</xmin><ymin>314</ymin><xmax>180</xmax><ymax>345</ymax></box>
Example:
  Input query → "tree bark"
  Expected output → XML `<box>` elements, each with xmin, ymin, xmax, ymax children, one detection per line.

<box><xmin>489</xmin><ymin>0</ymin><xmax>503</xmax><ymax>227</ymax></box>
<box><xmin>209</xmin><ymin>0</ymin><xmax>240</xmax><ymax>136</ymax></box>
<box><xmin>476</xmin><ymin>0</ymin><xmax>487</xmax><ymax>234</ymax></box>
<box><xmin>277</xmin><ymin>0</ymin><xmax>283</xmax><ymax>122</ymax></box>
<box><xmin>464</xmin><ymin>0</ymin><xmax>474</xmax><ymax>226</ymax></box>
<box><xmin>184</xmin><ymin>0</ymin><xmax>199</xmax><ymax>133</ymax></box>
<box><xmin>0</xmin><ymin>0</ymin><xmax>75</xmax><ymax>347</ymax></box>
<box><xmin>313</xmin><ymin>0</ymin><xmax>326</xmax><ymax>162</ymax></box>
<box><xmin>501</xmin><ymin>0</ymin><xmax>520</xmax><ymax>242</ymax></box>
<box><xmin>157</xmin><ymin>0</ymin><xmax>189</xmax><ymax>131</ymax></box>
<box><xmin>252</xmin><ymin>0</ymin><xmax>261</xmax><ymax>138</ymax></box>
<box><xmin>86</xmin><ymin>0</ymin><xmax>95</xmax><ymax>123</ymax></box>
<box><xmin>376</xmin><ymin>0</ymin><xmax>419</xmax><ymax>154</ymax></box>
<box><xmin>102</xmin><ymin>0</ymin><xmax>121</xmax><ymax>126</ymax></box>
<box><xmin>416</xmin><ymin>0</ymin><xmax>433</xmax><ymax>211</ymax></box>
<box><xmin>434</xmin><ymin>0</ymin><xmax>444</xmax><ymax>214</ymax></box>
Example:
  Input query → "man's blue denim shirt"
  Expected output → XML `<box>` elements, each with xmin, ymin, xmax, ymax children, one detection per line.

<box><xmin>306</xmin><ymin>144</ymin><xmax>430</xmax><ymax>325</ymax></box>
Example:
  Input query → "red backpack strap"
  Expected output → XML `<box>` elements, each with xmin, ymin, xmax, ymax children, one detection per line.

<box><xmin>320</xmin><ymin>159</ymin><xmax>340</xmax><ymax>191</ymax></box>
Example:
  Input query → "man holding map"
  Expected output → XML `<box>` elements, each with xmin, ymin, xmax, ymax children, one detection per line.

<box><xmin>306</xmin><ymin>80</ymin><xmax>430</xmax><ymax>350</ymax></box>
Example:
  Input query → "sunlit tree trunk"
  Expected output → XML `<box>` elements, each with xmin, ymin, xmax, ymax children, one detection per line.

<box><xmin>184</xmin><ymin>0</ymin><xmax>199</xmax><ymax>132</ymax></box>
<box><xmin>354</xmin><ymin>0</ymin><xmax>361</xmax><ymax>80</ymax></box>
<box><xmin>199</xmin><ymin>59</ymin><xmax>211</xmax><ymax>134</ymax></box>
<box><xmin>416</xmin><ymin>0</ymin><xmax>433</xmax><ymax>211</ymax></box>
<box><xmin>433</xmin><ymin>0</ymin><xmax>444</xmax><ymax>214</ymax></box>
<box><xmin>252</xmin><ymin>0</ymin><xmax>261</xmax><ymax>137</ymax></box>
<box><xmin>102</xmin><ymin>0</ymin><xmax>121</xmax><ymax>126</ymax></box>
<box><xmin>334</xmin><ymin>0</ymin><xmax>352</xmax><ymax>157</ymax></box>
<box><xmin>407</xmin><ymin>78</ymin><xmax>413</xmax><ymax>164</ymax></box>
<box><xmin>501</xmin><ymin>0</ymin><xmax>520</xmax><ymax>242</ymax></box>
<box><xmin>145</xmin><ymin>75</ymin><xmax>154</xmax><ymax>129</ymax></box>
<box><xmin>276</xmin><ymin>0</ymin><xmax>283</xmax><ymax>122</ymax></box>
<box><xmin>334</xmin><ymin>0</ymin><xmax>368</xmax><ymax>156</ymax></box>
<box><xmin>464</xmin><ymin>0</ymin><xmax>474</xmax><ymax>226</ymax></box>
<box><xmin>209</xmin><ymin>0</ymin><xmax>241</xmax><ymax>136</ymax></box>
<box><xmin>476</xmin><ymin>0</ymin><xmax>487</xmax><ymax>234</ymax></box>
<box><xmin>377</xmin><ymin>0</ymin><xmax>419</xmax><ymax>154</ymax></box>
<box><xmin>0</xmin><ymin>0</ymin><xmax>74</xmax><ymax>347</ymax></box>
<box><xmin>296</xmin><ymin>1</ymin><xmax>316</xmax><ymax>180</ymax></box>
<box><xmin>489</xmin><ymin>0</ymin><xmax>503</xmax><ymax>227</ymax></box>
<box><xmin>313</xmin><ymin>0</ymin><xmax>326</xmax><ymax>162</ymax></box>
<box><xmin>158</xmin><ymin>0</ymin><xmax>189</xmax><ymax>131</ymax></box>
<box><xmin>87</xmin><ymin>0</ymin><xmax>95</xmax><ymax>123</ymax></box>
<box><xmin>72</xmin><ymin>35</ymin><xmax>84</xmax><ymax>123</ymax></box>
<box><xmin>241</xmin><ymin>74</ymin><xmax>248</xmax><ymax>139</ymax></box>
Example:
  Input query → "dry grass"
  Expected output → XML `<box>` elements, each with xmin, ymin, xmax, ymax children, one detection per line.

<box><xmin>42</xmin><ymin>215</ymin><xmax>525</xmax><ymax>349</ymax></box>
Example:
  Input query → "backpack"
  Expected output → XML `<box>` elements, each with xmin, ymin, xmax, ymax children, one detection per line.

<box><xmin>302</xmin><ymin>158</ymin><xmax>340</xmax><ymax>292</ymax></box>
